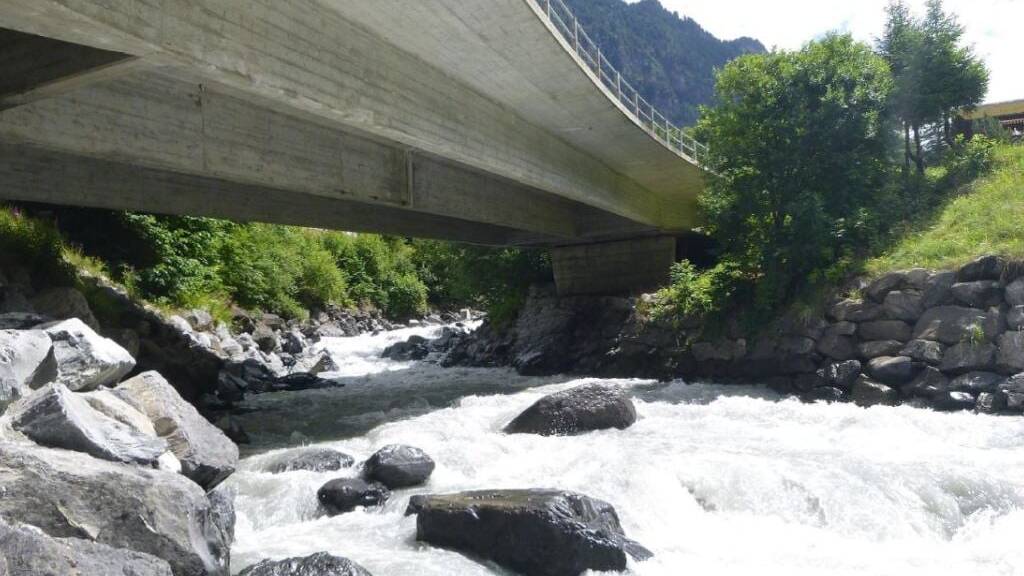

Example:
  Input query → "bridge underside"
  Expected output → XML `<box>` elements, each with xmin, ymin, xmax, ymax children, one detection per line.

<box><xmin>0</xmin><ymin>0</ymin><xmax>702</xmax><ymax>294</ymax></box>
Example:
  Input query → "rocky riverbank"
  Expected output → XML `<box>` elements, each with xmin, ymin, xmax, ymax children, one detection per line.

<box><xmin>433</xmin><ymin>255</ymin><xmax>1024</xmax><ymax>415</ymax></box>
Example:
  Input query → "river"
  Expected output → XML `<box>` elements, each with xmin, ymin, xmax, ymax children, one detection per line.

<box><xmin>225</xmin><ymin>323</ymin><xmax>1024</xmax><ymax>575</ymax></box>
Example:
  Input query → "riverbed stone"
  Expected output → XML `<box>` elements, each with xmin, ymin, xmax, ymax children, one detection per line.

<box><xmin>933</xmin><ymin>391</ymin><xmax>977</xmax><ymax>412</ymax></box>
<box><xmin>409</xmin><ymin>489</ymin><xmax>651</xmax><ymax>576</ymax></box>
<box><xmin>913</xmin><ymin>306</ymin><xmax>1000</xmax><ymax>345</ymax></box>
<box><xmin>504</xmin><ymin>383</ymin><xmax>637</xmax><ymax>436</ymax></box>
<box><xmin>900</xmin><ymin>366</ymin><xmax>948</xmax><ymax>398</ymax></box>
<box><xmin>0</xmin><ymin>521</ymin><xmax>173</xmax><ymax>576</ymax></box>
<box><xmin>42</xmin><ymin>318</ymin><xmax>136</xmax><ymax>391</ymax></box>
<box><xmin>0</xmin><ymin>329</ymin><xmax>56</xmax><ymax>410</ymax></box>
<box><xmin>318</xmin><ymin>478</ymin><xmax>391</xmax><ymax>515</ymax></box>
<box><xmin>950</xmin><ymin>281</ymin><xmax>1004</xmax><ymax>308</ymax></box>
<box><xmin>977</xmin><ymin>391</ymin><xmax>1008</xmax><ymax>414</ymax></box>
<box><xmin>363</xmin><ymin>444</ymin><xmax>435</xmax><ymax>488</ymax></box>
<box><xmin>883</xmin><ymin>290</ymin><xmax>925</xmax><ymax>321</ymax></box>
<box><xmin>261</xmin><ymin>446</ymin><xmax>355</xmax><ymax>474</ymax></box>
<box><xmin>950</xmin><ymin>371</ymin><xmax>1005</xmax><ymax>394</ymax></box>
<box><xmin>11</xmin><ymin>383</ymin><xmax>166</xmax><ymax>465</ymax></box>
<box><xmin>996</xmin><ymin>331</ymin><xmax>1024</xmax><ymax>373</ymax></box>
<box><xmin>900</xmin><ymin>339</ymin><xmax>944</xmax><ymax>365</ymax></box>
<box><xmin>822</xmin><ymin>360</ymin><xmax>862</xmax><ymax>390</ymax></box>
<box><xmin>0</xmin><ymin>443</ymin><xmax>228</xmax><ymax>576</ymax></box>
<box><xmin>802</xmin><ymin>386</ymin><xmax>845</xmax><ymax>403</ymax></box>
<box><xmin>1006</xmin><ymin>392</ymin><xmax>1024</xmax><ymax>412</ymax></box>
<box><xmin>208</xmin><ymin>485</ymin><xmax>236</xmax><ymax>566</ymax></box>
<box><xmin>852</xmin><ymin>377</ymin><xmax>899</xmax><ymax>407</ymax></box>
<box><xmin>867</xmin><ymin>356</ymin><xmax>920</xmax><ymax>385</ymax></box>
<box><xmin>940</xmin><ymin>342</ymin><xmax>997</xmax><ymax>375</ymax></box>
<box><xmin>114</xmin><ymin>370</ymin><xmax>239</xmax><ymax>489</ymax></box>
<box><xmin>859</xmin><ymin>340</ymin><xmax>904</xmax><ymax>359</ymax></box>
<box><xmin>238</xmin><ymin>552</ymin><xmax>372</xmax><ymax>576</ymax></box>
<box><xmin>957</xmin><ymin>255</ymin><xmax>1006</xmax><ymax>282</ymax></box>
<box><xmin>859</xmin><ymin>320</ymin><xmax>912</xmax><ymax>342</ymax></box>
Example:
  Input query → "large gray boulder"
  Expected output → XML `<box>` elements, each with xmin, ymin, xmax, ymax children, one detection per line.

<box><xmin>883</xmin><ymin>290</ymin><xmax>924</xmax><ymax>321</ymax></box>
<box><xmin>901</xmin><ymin>366</ymin><xmax>949</xmax><ymax>399</ymax></box>
<box><xmin>950</xmin><ymin>281</ymin><xmax>1004</xmax><ymax>308</ymax></box>
<box><xmin>829</xmin><ymin>300</ymin><xmax>884</xmax><ymax>322</ymax></box>
<box><xmin>865</xmin><ymin>273</ymin><xmax>906</xmax><ymax>302</ymax></box>
<box><xmin>816</xmin><ymin>333</ymin><xmax>857</xmax><ymax>361</ymax></box>
<box><xmin>913</xmin><ymin>306</ymin><xmax>1001</xmax><ymax>345</ymax></box>
<box><xmin>363</xmin><ymin>444</ymin><xmax>435</xmax><ymax>488</ymax></box>
<box><xmin>115</xmin><ymin>371</ymin><xmax>239</xmax><ymax>489</ymax></box>
<box><xmin>504</xmin><ymin>383</ymin><xmax>637</xmax><ymax>436</ymax></box>
<box><xmin>859</xmin><ymin>320</ymin><xmax>912</xmax><ymax>342</ymax></box>
<box><xmin>950</xmin><ymin>372</ymin><xmax>1005</xmax><ymax>394</ymax></box>
<box><xmin>43</xmin><ymin>318</ymin><xmax>136</xmax><ymax>391</ymax></box>
<box><xmin>208</xmin><ymin>485</ymin><xmax>236</xmax><ymax>570</ymax></box>
<box><xmin>317</xmin><ymin>478</ymin><xmax>390</xmax><ymax>515</ymax></box>
<box><xmin>1006</xmin><ymin>278</ymin><xmax>1024</xmax><ymax>306</ymax></box>
<box><xmin>956</xmin><ymin>255</ymin><xmax>1006</xmax><ymax>282</ymax></box>
<box><xmin>822</xmin><ymin>360</ymin><xmax>862</xmax><ymax>390</ymax></box>
<box><xmin>260</xmin><ymin>446</ymin><xmax>355</xmax><ymax>474</ymax></box>
<box><xmin>900</xmin><ymin>339</ymin><xmax>945</xmax><ymax>365</ymax></box>
<box><xmin>1006</xmin><ymin>306</ymin><xmax>1024</xmax><ymax>330</ymax></box>
<box><xmin>31</xmin><ymin>287</ymin><xmax>100</xmax><ymax>330</ymax></box>
<box><xmin>0</xmin><ymin>329</ymin><xmax>56</xmax><ymax>410</ymax></box>
<box><xmin>11</xmin><ymin>383</ymin><xmax>166</xmax><ymax>465</ymax></box>
<box><xmin>940</xmin><ymin>342</ymin><xmax>997</xmax><ymax>375</ymax></box>
<box><xmin>921</xmin><ymin>272</ymin><xmax>957</xmax><ymax>308</ymax></box>
<box><xmin>852</xmin><ymin>377</ymin><xmax>899</xmax><ymax>407</ymax></box>
<box><xmin>866</xmin><ymin>356</ymin><xmax>920</xmax><ymax>385</ymax></box>
<box><xmin>0</xmin><ymin>443</ymin><xmax>228</xmax><ymax>576</ymax></box>
<box><xmin>996</xmin><ymin>331</ymin><xmax>1024</xmax><ymax>373</ymax></box>
<box><xmin>858</xmin><ymin>340</ymin><xmax>904</xmax><ymax>359</ymax></box>
<box><xmin>0</xmin><ymin>521</ymin><xmax>173</xmax><ymax>576</ymax></box>
<box><xmin>408</xmin><ymin>489</ymin><xmax>651</xmax><ymax>576</ymax></box>
<box><xmin>238</xmin><ymin>552</ymin><xmax>372</xmax><ymax>576</ymax></box>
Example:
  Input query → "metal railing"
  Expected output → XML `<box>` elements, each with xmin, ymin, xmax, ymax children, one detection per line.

<box><xmin>529</xmin><ymin>0</ymin><xmax>709</xmax><ymax>166</ymax></box>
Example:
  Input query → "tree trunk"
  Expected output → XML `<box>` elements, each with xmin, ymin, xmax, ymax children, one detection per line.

<box><xmin>903</xmin><ymin>122</ymin><xmax>912</xmax><ymax>175</ymax></box>
<box><xmin>913</xmin><ymin>124</ymin><xmax>924</xmax><ymax>175</ymax></box>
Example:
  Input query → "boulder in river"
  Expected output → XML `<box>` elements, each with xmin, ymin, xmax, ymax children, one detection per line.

<box><xmin>504</xmin><ymin>383</ymin><xmax>637</xmax><ymax>436</ymax></box>
<box><xmin>11</xmin><ymin>383</ymin><xmax>166</xmax><ymax>465</ymax></box>
<box><xmin>363</xmin><ymin>444</ymin><xmax>435</xmax><ymax>488</ymax></box>
<box><xmin>43</xmin><ymin>318</ymin><xmax>136</xmax><ymax>391</ymax></box>
<box><xmin>851</xmin><ymin>377</ymin><xmax>899</xmax><ymax>407</ymax></box>
<box><xmin>239</xmin><ymin>552</ymin><xmax>372</xmax><ymax>576</ymax></box>
<box><xmin>261</xmin><ymin>446</ymin><xmax>355</xmax><ymax>474</ymax></box>
<box><xmin>115</xmin><ymin>370</ymin><xmax>239</xmax><ymax>489</ymax></box>
<box><xmin>0</xmin><ymin>443</ymin><xmax>229</xmax><ymax>576</ymax></box>
<box><xmin>317</xmin><ymin>478</ymin><xmax>391</xmax><ymax>515</ymax></box>
<box><xmin>0</xmin><ymin>328</ymin><xmax>56</xmax><ymax>410</ymax></box>
<box><xmin>0</xmin><ymin>521</ymin><xmax>173</xmax><ymax>576</ymax></box>
<box><xmin>407</xmin><ymin>489</ymin><xmax>651</xmax><ymax>576</ymax></box>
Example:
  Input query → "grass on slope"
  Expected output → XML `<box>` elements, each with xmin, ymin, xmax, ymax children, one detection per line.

<box><xmin>866</xmin><ymin>144</ymin><xmax>1024</xmax><ymax>274</ymax></box>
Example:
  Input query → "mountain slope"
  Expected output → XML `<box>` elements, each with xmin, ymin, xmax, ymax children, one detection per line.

<box><xmin>563</xmin><ymin>0</ymin><xmax>765</xmax><ymax>126</ymax></box>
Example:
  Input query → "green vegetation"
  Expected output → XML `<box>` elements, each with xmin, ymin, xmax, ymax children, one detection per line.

<box><xmin>866</xmin><ymin>143</ymin><xmax>1024</xmax><ymax>273</ymax></box>
<box><xmin>655</xmin><ymin>0</ymin><xmax>994</xmax><ymax>327</ymax></box>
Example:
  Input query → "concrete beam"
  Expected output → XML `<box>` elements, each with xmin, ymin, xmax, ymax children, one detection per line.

<box><xmin>0</xmin><ymin>0</ymin><xmax>687</xmax><ymax>229</ymax></box>
<box><xmin>0</xmin><ymin>71</ymin><xmax>592</xmax><ymax>239</ymax></box>
<box><xmin>0</xmin><ymin>143</ymin><xmax>547</xmax><ymax>246</ymax></box>
<box><xmin>552</xmin><ymin>236</ymin><xmax>677</xmax><ymax>296</ymax></box>
<box><xmin>0</xmin><ymin>28</ymin><xmax>142</xmax><ymax>111</ymax></box>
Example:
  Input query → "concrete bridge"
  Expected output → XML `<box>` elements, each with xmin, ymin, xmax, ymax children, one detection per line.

<box><xmin>0</xmin><ymin>0</ymin><xmax>705</xmax><ymax>295</ymax></box>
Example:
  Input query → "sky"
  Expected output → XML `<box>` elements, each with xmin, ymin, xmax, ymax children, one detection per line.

<box><xmin>632</xmin><ymin>0</ymin><xmax>1023</xmax><ymax>103</ymax></box>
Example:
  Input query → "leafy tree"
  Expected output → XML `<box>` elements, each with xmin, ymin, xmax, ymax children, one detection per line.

<box><xmin>695</xmin><ymin>35</ymin><xmax>894</xmax><ymax>313</ymax></box>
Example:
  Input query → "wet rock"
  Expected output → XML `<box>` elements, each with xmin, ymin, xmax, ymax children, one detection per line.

<box><xmin>208</xmin><ymin>485</ymin><xmax>236</xmax><ymax>568</ymax></box>
<box><xmin>238</xmin><ymin>552</ymin><xmax>372</xmax><ymax>576</ymax></box>
<box><xmin>43</xmin><ymin>318</ymin><xmax>136</xmax><ymax>391</ymax></box>
<box><xmin>822</xmin><ymin>360</ymin><xmax>862</xmax><ymax>390</ymax></box>
<box><xmin>215</xmin><ymin>415</ymin><xmax>251</xmax><ymax>445</ymax></box>
<box><xmin>816</xmin><ymin>333</ymin><xmax>857</xmax><ymax>361</ymax></box>
<box><xmin>409</xmin><ymin>489</ymin><xmax>651</xmax><ymax>576</ymax></box>
<box><xmin>852</xmin><ymin>377</ymin><xmax>899</xmax><ymax>407</ymax></box>
<box><xmin>115</xmin><ymin>371</ymin><xmax>239</xmax><ymax>489</ymax></box>
<box><xmin>0</xmin><ymin>443</ymin><xmax>228</xmax><ymax>576</ymax></box>
<box><xmin>949</xmin><ymin>371</ymin><xmax>1006</xmax><ymax>394</ymax></box>
<box><xmin>940</xmin><ymin>342</ymin><xmax>997</xmax><ymax>375</ymax></box>
<box><xmin>282</xmin><ymin>330</ymin><xmax>307</xmax><ymax>355</ymax></box>
<box><xmin>802</xmin><ymin>386</ymin><xmax>845</xmax><ymax>403</ymax></box>
<box><xmin>0</xmin><ymin>521</ymin><xmax>173</xmax><ymax>576</ymax></box>
<box><xmin>11</xmin><ymin>383</ymin><xmax>166</xmax><ymax>465</ymax></box>
<box><xmin>900</xmin><ymin>339</ymin><xmax>944</xmax><ymax>365</ymax></box>
<box><xmin>977</xmin><ymin>391</ymin><xmax>1008</xmax><ymax>414</ymax></box>
<box><xmin>901</xmin><ymin>366</ymin><xmax>948</xmax><ymax>398</ymax></box>
<box><xmin>996</xmin><ymin>331</ymin><xmax>1024</xmax><ymax>373</ymax></box>
<box><xmin>859</xmin><ymin>320</ymin><xmax>912</xmax><ymax>343</ymax></box>
<box><xmin>866</xmin><ymin>356</ymin><xmax>920</xmax><ymax>385</ymax></box>
<box><xmin>0</xmin><ymin>329</ymin><xmax>56</xmax><ymax>410</ymax></box>
<box><xmin>933</xmin><ymin>391</ymin><xmax>977</xmax><ymax>411</ymax></box>
<box><xmin>261</xmin><ymin>447</ymin><xmax>355</xmax><ymax>474</ymax></box>
<box><xmin>274</xmin><ymin>372</ymin><xmax>344</xmax><ymax>392</ymax></box>
<box><xmin>1006</xmin><ymin>392</ymin><xmax>1024</xmax><ymax>412</ymax></box>
<box><xmin>858</xmin><ymin>340</ymin><xmax>904</xmax><ymax>359</ymax></box>
<box><xmin>0</xmin><ymin>311</ymin><xmax>50</xmax><ymax>329</ymax></box>
<box><xmin>253</xmin><ymin>324</ymin><xmax>278</xmax><ymax>353</ymax></box>
<box><xmin>31</xmin><ymin>287</ymin><xmax>100</xmax><ymax>330</ymax></box>
<box><xmin>317</xmin><ymin>478</ymin><xmax>391</xmax><ymax>515</ymax></box>
<box><xmin>883</xmin><ymin>290</ymin><xmax>925</xmax><ymax>321</ymax></box>
<box><xmin>950</xmin><ymin>281</ymin><xmax>1003</xmax><ymax>308</ymax></box>
<box><xmin>381</xmin><ymin>335</ymin><xmax>429</xmax><ymax>361</ymax></box>
<box><xmin>504</xmin><ymin>383</ymin><xmax>637</xmax><ymax>436</ymax></box>
<box><xmin>956</xmin><ymin>255</ymin><xmax>1006</xmax><ymax>282</ymax></box>
<box><xmin>363</xmin><ymin>444</ymin><xmax>435</xmax><ymax>488</ymax></box>
<box><xmin>913</xmin><ymin>306</ymin><xmax>1000</xmax><ymax>345</ymax></box>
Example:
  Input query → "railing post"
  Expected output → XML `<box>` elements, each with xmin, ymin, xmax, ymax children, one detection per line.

<box><xmin>573</xmin><ymin>18</ymin><xmax>579</xmax><ymax>54</ymax></box>
<box><xmin>546</xmin><ymin>0</ymin><xmax>551</xmax><ymax>18</ymax></box>
<box><xmin>616</xmin><ymin>72</ymin><xmax>621</xmax><ymax>100</ymax></box>
<box><xmin>596</xmin><ymin>48</ymin><xmax>602</xmax><ymax>75</ymax></box>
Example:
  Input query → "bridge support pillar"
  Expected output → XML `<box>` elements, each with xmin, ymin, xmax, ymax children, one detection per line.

<box><xmin>551</xmin><ymin>236</ymin><xmax>676</xmax><ymax>296</ymax></box>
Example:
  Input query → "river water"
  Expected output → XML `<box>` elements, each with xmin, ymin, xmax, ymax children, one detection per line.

<box><xmin>226</xmin><ymin>324</ymin><xmax>1024</xmax><ymax>576</ymax></box>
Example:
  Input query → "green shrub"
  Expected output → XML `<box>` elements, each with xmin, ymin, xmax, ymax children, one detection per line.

<box><xmin>0</xmin><ymin>206</ymin><xmax>75</xmax><ymax>287</ymax></box>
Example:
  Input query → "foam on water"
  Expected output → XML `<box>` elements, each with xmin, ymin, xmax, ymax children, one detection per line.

<box><xmin>227</xmin><ymin>325</ymin><xmax>1024</xmax><ymax>576</ymax></box>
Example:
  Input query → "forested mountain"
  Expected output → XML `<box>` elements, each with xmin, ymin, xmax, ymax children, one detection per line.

<box><xmin>563</xmin><ymin>0</ymin><xmax>765</xmax><ymax>126</ymax></box>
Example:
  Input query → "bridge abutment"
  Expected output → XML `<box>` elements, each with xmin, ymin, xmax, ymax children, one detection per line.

<box><xmin>551</xmin><ymin>236</ymin><xmax>676</xmax><ymax>296</ymax></box>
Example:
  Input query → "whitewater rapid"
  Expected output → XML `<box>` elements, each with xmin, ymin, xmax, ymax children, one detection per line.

<box><xmin>226</xmin><ymin>324</ymin><xmax>1024</xmax><ymax>576</ymax></box>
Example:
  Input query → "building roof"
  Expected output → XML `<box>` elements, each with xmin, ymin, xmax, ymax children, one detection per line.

<box><xmin>962</xmin><ymin>98</ymin><xmax>1024</xmax><ymax>120</ymax></box>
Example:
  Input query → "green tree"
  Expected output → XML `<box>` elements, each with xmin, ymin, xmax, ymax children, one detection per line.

<box><xmin>695</xmin><ymin>35</ymin><xmax>894</xmax><ymax>312</ymax></box>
